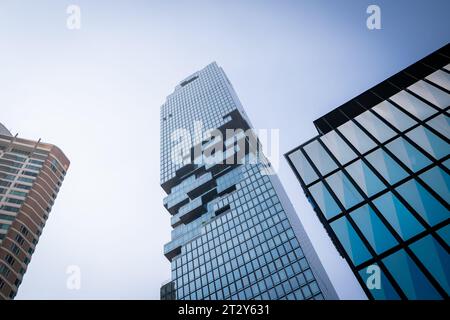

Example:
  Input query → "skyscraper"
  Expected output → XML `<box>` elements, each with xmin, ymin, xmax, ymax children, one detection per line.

<box><xmin>286</xmin><ymin>44</ymin><xmax>450</xmax><ymax>300</ymax></box>
<box><xmin>160</xmin><ymin>62</ymin><xmax>337</xmax><ymax>300</ymax></box>
<box><xmin>0</xmin><ymin>126</ymin><xmax>69</xmax><ymax>300</ymax></box>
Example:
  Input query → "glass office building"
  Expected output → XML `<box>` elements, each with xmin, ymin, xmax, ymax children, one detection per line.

<box><xmin>286</xmin><ymin>44</ymin><xmax>450</xmax><ymax>300</ymax></box>
<box><xmin>160</xmin><ymin>62</ymin><xmax>337</xmax><ymax>300</ymax></box>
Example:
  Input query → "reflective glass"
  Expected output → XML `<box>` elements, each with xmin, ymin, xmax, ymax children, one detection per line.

<box><xmin>358</xmin><ymin>264</ymin><xmax>400</xmax><ymax>300</ymax></box>
<box><xmin>410</xmin><ymin>235</ymin><xmax>450</xmax><ymax>295</ymax></box>
<box><xmin>320</xmin><ymin>130</ymin><xmax>356</xmax><ymax>165</ymax></box>
<box><xmin>383</xmin><ymin>250</ymin><xmax>441</xmax><ymax>300</ymax></box>
<box><xmin>308</xmin><ymin>182</ymin><xmax>341</xmax><ymax>219</ymax></box>
<box><xmin>354</xmin><ymin>111</ymin><xmax>396</xmax><ymax>143</ymax></box>
<box><xmin>372</xmin><ymin>100</ymin><xmax>416</xmax><ymax>131</ymax></box>
<box><xmin>426</xmin><ymin>114</ymin><xmax>450</xmax><ymax>137</ymax></box>
<box><xmin>408</xmin><ymin>80</ymin><xmax>450</xmax><ymax>109</ymax></box>
<box><xmin>373</xmin><ymin>192</ymin><xmax>425</xmax><ymax>241</ymax></box>
<box><xmin>337</xmin><ymin>121</ymin><xmax>376</xmax><ymax>154</ymax></box>
<box><xmin>396</xmin><ymin>179</ymin><xmax>449</xmax><ymax>226</ymax></box>
<box><xmin>366</xmin><ymin>148</ymin><xmax>408</xmax><ymax>184</ymax></box>
<box><xmin>406</xmin><ymin>126</ymin><xmax>449</xmax><ymax>160</ymax></box>
<box><xmin>390</xmin><ymin>90</ymin><xmax>437</xmax><ymax>120</ymax></box>
<box><xmin>426</xmin><ymin>70</ymin><xmax>450</xmax><ymax>91</ymax></box>
<box><xmin>303</xmin><ymin>140</ymin><xmax>337</xmax><ymax>175</ymax></box>
<box><xmin>345</xmin><ymin>160</ymin><xmax>385</xmax><ymax>196</ymax></box>
<box><xmin>445</xmin><ymin>159</ymin><xmax>450</xmax><ymax>170</ymax></box>
<box><xmin>386</xmin><ymin>137</ymin><xmax>431</xmax><ymax>172</ymax></box>
<box><xmin>419</xmin><ymin>166</ymin><xmax>450</xmax><ymax>204</ymax></box>
<box><xmin>326</xmin><ymin>171</ymin><xmax>364</xmax><ymax>209</ymax></box>
<box><xmin>351</xmin><ymin>205</ymin><xmax>397</xmax><ymax>254</ymax></box>
<box><xmin>288</xmin><ymin>149</ymin><xmax>318</xmax><ymax>185</ymax></box>
<box><xmin>331</xmin><ymin>217</ymin><xmax>372</xmax><ymax>266</ymax></box>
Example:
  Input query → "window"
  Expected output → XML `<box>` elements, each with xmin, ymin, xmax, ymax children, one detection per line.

<box><xmin>383</xmin><ymin>250</ymin><xmax>441</xmax><ymax>299</ymax></box>
<box><xmin>410</xmin><ymin>235</ymin><xmax>450</xmax><ymax>294</ymax></box>
<box><xmin>288</xmin><ymin>149</ymin><xmax>318</xmax><ymax>185</ymax></box>
<box><xmin>5</xmin><ymin>254</ymin><xmax>15</xmax><ymax>266</ymax></box>
<box><xmin>337</xmin><ymin>121</ymin><xmax>376</xmax><ymax>154</ymax></box>
<box><xmin>0</xmin><ymin>205</ymin><xmax>19</xmax><ymax>213</ymax></box>
<box><xmin>373</xmin><ymin>192</ymin><xmax>424</xmax><ymax>241</ymax></box>
<box><xmin>0</xmin><ymin>214</ymin><xmax>15</xmax><ymax>221</ymax></box>
<box><xmin>426</xmin><ymin>70</ymin><xmax>450</xmax><ymax>91</ymax></box>
<box><xmin>331</xmin><ymin>217</ymin><xmax>372</xmax><ymax>266</ymax></box>
<box><xmin>366</xmin><ymin>149</ymin><xmax>408</xmax><ymax>185</ymax></box>
<box><xmin>372</xmin><ymin>101</ymin><xmax>416</xmax><ymax>131</ymax></box>
<box><xmin>326</xmin><ymin>171</ymin><xmax>364</xmax><ymax>209</ymax></box>
<box><xmin>408</xmin><ymin>80</ymin><xmax>450</xmax><ymax>109</ymax></box>
<box><xmin>390</xmin><ymin>90</ymin><xmax>437</xmax><ymax>120</ymax></box>
<box><xmin>0</xmin><ymin>264</ymin><xmax>10</xmax><ymax>277</ymax></box>
<box><xmin>303</xmin><ymin>140</ymin><xmax>337</xmax><ymax>175</ymax></box>
<box><xmin>406</xmin><ymin>126</ymin><xmax>449</xmax><ymax>160</ymax></box>
<box><xmin>396</xmin><ymin>179</ymin><xmax>448</xmax><ymax>227</ymax></box>
<box><xmin>11</xmin><ymin>243</ymin><xmax>20</xmax><ymax>255</ymax></box>
<box><xmin>386</xmin><ymin>137</ymin><xmax>431</xmax><ymax>172</ymax></box>
<box><xmin>308</xmin><ymin>182</ymin><xmax>341</xmax><ymax>219</ymax></box>
<box><xmin>345</xmin><ymin>160</ymin><xmax>385</xmax><ymax>197</ymax></box>
<box><xmin>426</xmin><ymin>114</ymin><xmax>450</xmax><ymax>137</ymax></box>
<box><xmin>354</xmin><ymin>111</ymin><xmax>396</xmax><ymax>143</ymax></box>
<box><xmin>351</xmin><ymin>205</ymin><xmax>397</xmax><ymax>254</ymax></box>
<box><xmin>419</xmin><ymin>167</ymin><xmax>450</xmax><ymax>204</ymax></box>
<box><xmin>358</xmin><ymin>264</ymin><xmax>400</xmax><ymax>300</ymax></box>
<box><xmin>15</xmin><ymin>234</ymin><xmax>25</xmax><ymax>246</ymax></box>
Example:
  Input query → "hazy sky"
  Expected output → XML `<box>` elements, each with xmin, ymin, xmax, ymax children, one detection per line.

<box><xmin>1</xmin><ymin>0</ymin><xmax>449</xmax><ymax>299</ymax></box>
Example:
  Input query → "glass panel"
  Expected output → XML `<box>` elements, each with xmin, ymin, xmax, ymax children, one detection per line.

<box><xmin>436</xmin><ymin>224</ymin><xmax>450</xmax><ymax>247</ymax></box>
<box><xmin>406</xmin><ymin>126</ymin><xmax>449</xmax><ymax>160</ymax></box>
<box><xmin>426</xmin><ymin>114</ymin><xmax>450</xmax><ymax>138</ymax></box>
<box><xmin>383</xmin><ymin>250</ymin><xmax>441</xmax><ymax>300</ymax></box>
<box><xmin>331</xmin><ymin>217</ymin><xmax>372</xmax><ymax>266</ymax></box>
<box><xmin>396</xmin><ymin>179</ymin><xmax>449</xmax><ymax>227</ymax></box>
<box><xmin>345</xmin><ymin>160</ymin><xmax>385</xmax><ymax>196</ymax></box>
<box><xmin>410</xmin><ymin>235</ymin><xmax>450</xmax><ymax>295</ymax></box>
<box><xmin>320</xmin><ymin>130</ymin><xmax>357</xmax><ymax>165</ymax></box>
<box><xmin>419</xmin><ymin>166</ymin><xmax>450</xmax><ymax>204</ymax></box>
<box><xmin>354</xmin><ymin>110</ymin><xmax>396</xmax><ymax>143</ymax></box>
<box><xmin>372</xmin><ymin>100</ymin><xmax>416</xmax><ymax>131</ymax></box>
<box><xmin>373</xmin><ymin>192</ymin><xmax>425</xmax><ymax>241</ymax></box>
<box><xmin>426</xmin><ymin>70</ymin><xmax>450</xmax><ymax>91</ymax></box>
<box><xmin>351</xmin><ymin>205</ymin><xmax>397</xmax><ymax>254</ymax></box>
<box><xmin>337</xmin><ymin>121</ymin><xmax>376</xmax><ymax>154</ymax></box>
<box><xmin>386</xmin><ymin>137</ymin><xmax>431</xmax><ymax>172</ymax></box>
<box><xmin>288</xmin><ymin>149</ymin><xmax>318</xmax><ymax>185</ymax></box>
<box><xmin>444</xmin><ymin>64</ymin><xmax>450</xmax><ymax>72</ymax></box>
<box><xmin>390</xmin><ymin>90</ymin><xmax>437</xmax><ymax>120</ymax></box>
<box><xmin>326</xmin><ymin>171</ymin><xmax>364</xmax><ymax>209</ymax></box>
<box><xmin>303</xmin><ymin>140</ymin><xmax>337</xmax><ymax>175</ymax></box>
<box><xmin>408</xmin><ymin>80</ymin><xmax>450</xmax><ymax>109</ymax></box>
<box><xmin>358</xmin><ymin>264</ymin><xmax>400</xmax><ymax>300</ymax></box>
<box><xmin>308</xmin><ymin>182</ymin><xmax>341</xmax><ymax>220</ymax></box>
<box><xmin>366</xmin><ymin>149</ymin><xmax>408</xmax><ymax>185</ymax></box>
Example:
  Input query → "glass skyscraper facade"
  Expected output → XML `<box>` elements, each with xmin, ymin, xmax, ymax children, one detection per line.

<box><xmin>0</xmin><ymin>125</ymin><xmax>69</xmax><ymax>299</ymax></box>
<box><xmin>160</xmin><ymin>62</ymin><xmax>337</xmax><ymax>300</ymax></box>
<box><xmin>286</xmin><ymin>44</ymin><xmax>450</xmax><ymax>300</ymax></box>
